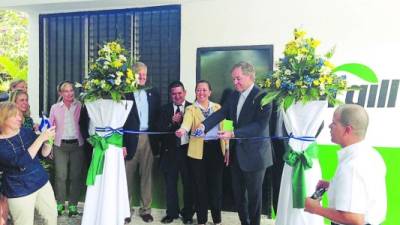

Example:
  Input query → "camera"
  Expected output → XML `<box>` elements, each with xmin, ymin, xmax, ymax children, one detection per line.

<box><xmin>311</xmin><ymin>187</ymin><xmax>327</xmax><ymax>200</ymax></box>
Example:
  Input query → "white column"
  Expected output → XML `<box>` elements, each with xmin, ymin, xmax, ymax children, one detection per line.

<box><xmin>26</xmin><ymin>10</ymin><xmax>40</xmax><ymax>122</ymax></box>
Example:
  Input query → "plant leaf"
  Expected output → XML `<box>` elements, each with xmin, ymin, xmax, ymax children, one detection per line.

<box><xmin>283</xmin><ymin>95</ymin><xmax>295</xmax><ymax>111</ymax></box>
<box><xmin>332</xmin><ymin>63</ymin><xmax>378</xmax><ymax>83</ymax></box>
<box><xmin>0</xmin><ymin>56</ymin><xmax>18</xmax><ymax>76</ymax></box>
<box><xmin>260</xmin><ymin>90</ymin><xmax>281</xmax><ymax>107</ymax></box>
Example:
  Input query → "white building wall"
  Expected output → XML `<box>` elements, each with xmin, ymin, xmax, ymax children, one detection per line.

<box><xmin>7</xmin><ymin>0</ymin><xmax>400</xmax><ymax>145</ymax></box>
<box><xmin>181</xmin><ymin>0</ymin><xmax>400</xmax><ymax>98</ymax></box>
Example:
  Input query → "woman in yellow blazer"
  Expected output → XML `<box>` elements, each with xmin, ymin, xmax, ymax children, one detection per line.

<box><xmin>176</xmin><ymin>80</ymin><xmax>225</xmax><ymax>225</ymax></box>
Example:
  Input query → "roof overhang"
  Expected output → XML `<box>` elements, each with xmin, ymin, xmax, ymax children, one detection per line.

<box><xmin>0</xmin><ymin>0</ymin><xmax>181</xmax><ymax>13</ymax></box>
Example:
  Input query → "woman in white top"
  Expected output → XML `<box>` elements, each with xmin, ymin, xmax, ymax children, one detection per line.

<box><xmin>176</xmin><ymin>80</ymin><xmax>226</xmax><ymax>225</ymax></box>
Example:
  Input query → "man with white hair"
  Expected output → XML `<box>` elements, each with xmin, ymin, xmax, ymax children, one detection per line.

<box><xmin>305</xmin><ymin>104</ymin><xmax>387</xmax><ymax>225</ymax></box>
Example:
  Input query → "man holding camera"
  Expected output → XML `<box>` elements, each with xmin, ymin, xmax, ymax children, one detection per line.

<box><xmin>305</xmin><ymin>104</ymin><xmax>387</xmax><ymax>225</ymax></box>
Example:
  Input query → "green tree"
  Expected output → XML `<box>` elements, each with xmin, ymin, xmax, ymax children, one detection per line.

<box><xmin>0</xmin><ymin>9</ymin><xmax>28</xmax><ymax>91</ymax></box>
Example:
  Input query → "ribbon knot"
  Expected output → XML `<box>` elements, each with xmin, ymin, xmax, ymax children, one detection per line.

<box><xmin>86</xmin><ymin>132</ymin><xmax>123</xmax><ymax>186</ymax></box>
<box><xmin>283</xmin><ymin>142</ymin><xmax>318</xmax><ymax>208</ymax></box>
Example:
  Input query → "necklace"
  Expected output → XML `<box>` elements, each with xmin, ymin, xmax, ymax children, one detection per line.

<box><xmin>200</xmin><ymin>107</ymin><xmax>211</xmax><ymax>118</ymax></box>
<box><xmin>5</xmin><ymin>133</ymin><xmax>26</xmax><ymax>154</ymax></box>
<box><xmin>196</xmin><ymin>101</ymin><xmax>211</xmax><ymax>118</ymax></box>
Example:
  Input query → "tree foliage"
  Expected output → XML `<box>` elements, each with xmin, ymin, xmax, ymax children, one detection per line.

<box><xmin>0</xmin><ymin>10</ymin><xmax>28</xmax><ymax>90</ymax></box>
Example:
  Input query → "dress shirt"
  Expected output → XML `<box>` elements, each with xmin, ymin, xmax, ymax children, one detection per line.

<box><xmin>62</xmin><ymin>103</ymin><xmax>77</xmax><ymax>139</ymax></box>
<box><xmin>134</xmin><ymin>89</ymin><xmax>149</xmax><ymax>131</ymax></box>
<box><xmin>49</xmin><ymin>100</ymin><xmax>84</xmax><ymax>147</ymax></box>
<box><xmin>327</xmin><ymin>141</ymin><xmax>387</xmax><ymax>225</ymax></box>
<box><xmin>174</xmin><ymin>103</ymin><xmax>189</xmax><ymax>145</ymax></box>
<box><xmin>236</xmin><ymin>83</ymin><xmax>254</xmax><ymax>121</ymax></box>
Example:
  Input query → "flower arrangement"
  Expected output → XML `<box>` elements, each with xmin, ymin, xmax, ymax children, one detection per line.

<box><xmin>80</xmin><ymin>41</ymin><xmax>137</xmax><ymax>102</ymax></box>
<box><xmin>257</xmin><ymin>29</ymin><xmax>350</xmax><ymax>110</ymax></box>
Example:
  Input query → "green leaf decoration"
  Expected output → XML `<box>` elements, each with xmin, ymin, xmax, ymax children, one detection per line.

<box><xmin>324</xmin><ymin>47</ymin><xmax>336</xmax><ymax>59</ymax></box>
<box><xmin>283</xmin><ymin>95</ymin><xmax>295</xmax><ymax>111</ymax></box>
<box><xmin>332</xmin><ymin>63</ymin><xmax>378</xmax><ymax>83</ymax></box>
<box><xmin>260</xmin><ymin>90</ymin><xmax>281</xmax><ymax>107</ymax></box>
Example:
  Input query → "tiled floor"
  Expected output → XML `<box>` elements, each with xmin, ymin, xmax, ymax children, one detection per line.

<box><xmin>39</xmin><ymin>203</ymin><xmax>275</xmax><ymax>225</ymax></box>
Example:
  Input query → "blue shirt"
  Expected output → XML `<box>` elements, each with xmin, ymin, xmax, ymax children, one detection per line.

<box><xmin>134</xmin><ymin>89</ymin><xmax>149</xmax><ymax>131</ymax></box>
<box><xmin>0</xmin><ymin>128</ymin><xmax>48</xmax><ymax>198</ymax></box>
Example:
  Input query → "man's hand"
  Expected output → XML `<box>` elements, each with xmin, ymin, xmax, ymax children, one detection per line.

<box><xmin>172</xmin><ymin>112</ymin><xmax>183</xmax><ymax>124</ymax></box>
<box><xmin>122</xmin><ymin>147</ymin><xmax>127</xmax><ymax>158</ymax></box>
<box><xmin>218</xmin><ymin>131</ymin><xmax>234</xmax><ymax>140</ymax></box>
<box><xmin>304</xmin><ymin>197</ymin><xmax>322</xmax><ymax>214</ymax></box>
<box><xmin>175</xmin><ymin>128</ymin><xmax>186</xmax><ymax>138</ymax></box>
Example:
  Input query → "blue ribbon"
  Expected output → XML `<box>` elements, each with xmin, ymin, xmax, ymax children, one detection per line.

<box><xmin>95</xmin><ymin>127</ymin><xmax>174</xmax><ymax>138</ymax></box>
<box><xmin>94</xmin><ymin>127</ymin><xmax>315</xmax><ymax>142</ymax></box>
<box><xmin>189</xmin><ymin>134</ymin><xmax>315</xmax><ymax>142</ymax></box>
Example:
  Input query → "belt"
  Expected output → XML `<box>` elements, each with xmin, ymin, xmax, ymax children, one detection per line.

<box><xmin>61</xmin><ymin>139</ymin><xmax>78</xmax><ymax>144</ymax></box>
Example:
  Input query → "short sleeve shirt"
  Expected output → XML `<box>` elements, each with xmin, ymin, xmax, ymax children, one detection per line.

<box><xmin>327</xmin><ymin>141</ymin><xmax>387</xmax><ymax>225</ymax></box>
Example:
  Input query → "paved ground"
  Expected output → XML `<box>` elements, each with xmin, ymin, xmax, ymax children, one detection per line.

<box><xmin>35</xmin><ymin>203</ymin><xmax>275</xmax><ymax>225</ymax></box>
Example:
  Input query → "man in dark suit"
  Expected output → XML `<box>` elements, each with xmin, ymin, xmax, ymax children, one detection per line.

<box><xmin>123</xmin><ymin>62</ymin><xmax>161</xmax><ymax>223</ymax></box>
<box><xmin>158</xmin><ymin>81</ymin><xmax>195</xmax><ymax>224</ymax></box>
<box><xmin>200</xmin><ymin>61</ymin><xmax>273</xmax><ymax>225</ymax></box>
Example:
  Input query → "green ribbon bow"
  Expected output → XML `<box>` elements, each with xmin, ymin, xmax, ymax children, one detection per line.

<box><xmin>86</xmin><ymin>133</ymin><xmax>122</xmax><ymax>186</ymax></box>
<box><xmin>283</xmin><ymin>142</ymin><xmax>318</xmax><ymax>208</ymax></box>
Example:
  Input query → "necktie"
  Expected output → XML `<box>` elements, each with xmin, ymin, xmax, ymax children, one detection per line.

<box><xmin>175</xmin><ymin>104</ymin><xmax>182</xmax><ymax>145</ymax></box>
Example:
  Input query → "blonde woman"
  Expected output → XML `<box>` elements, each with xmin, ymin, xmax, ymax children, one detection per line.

<box><xmin>0</xmin><ymin>102</ymin><xmax>57</xmax><ymax>225</ymax></box>
<box><xmin>176</xmin><ymin>80</ymin><xmax>225</xmax><ymax>225</ymax></box>
<box><xmin>49</xmin><ymin>81</ymin><xmax>85</xmax><ymax>217</ymax></box>
<box><xmin>9</xmin><ymin>80</ymin><xmax>27</xmax><ymax>92</ymax></box>
<box><xmin>9</xmin><ymin>90</ymin><xmax>35</xmax><ymax>130</ymax></box>
<box><xmin>0</xmin><ymin>79</ymin><xmax>27</xmax><ymax>102</ymax></box>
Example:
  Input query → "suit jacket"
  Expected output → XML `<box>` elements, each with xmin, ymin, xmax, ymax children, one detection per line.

<box><xmin>158</xmin><ymin>101</ymin><xmax>191</xmax><ymax>170</ymax></box>
<box><xmin>123</xmin><ymin>87</ymin><xmax>161</xmax><ymax>160</ymax></box>
<box><xmin>203</xmin><ymin>85</ymin><xmax>273</xmax><ymax>172</ymax></box>
<box><xmin>181</xmin><ymin>103</ymin><xmax>226</xmax><ymax>160</ymax></box>
<box><xmin>159</xmin><ymin>101</ymin><xmax>191</xmax><ymax>152</ymax></box>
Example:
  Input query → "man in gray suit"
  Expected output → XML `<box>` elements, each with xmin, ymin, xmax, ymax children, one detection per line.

<box><xmin>199</xmin><ymin>61</ymin><xmax>273</xmax><ymax>225</ymax></box>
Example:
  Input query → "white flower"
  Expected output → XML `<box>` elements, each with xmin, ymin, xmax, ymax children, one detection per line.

<box><xmin>319</xmin><ymin>67</ymin><xmax>331</xmax><ymax>76</ymax></box>
<box><xmin>295</xmin><ymin>54</ymin><xmax>304</xmax><ymax>62</ymax></box>
<box><xmin>119</xmin><ymin>55</ymin><xmax>127</xmax><ymax>62</ymax></box>
<box><xmin>101</xmin><ymin>80</ymin><xmax>106</xmax><ymax>88</ymax></box>
<box><xmin>115</xmin><ymin>77</ymin><xmax>121</xmax><ymax>86</ymax></box>
<box><xmin>103</xmin><ymin>45</ymin><xmax>111</xmax><ymax>52</ymax></box>
<box><xmin>103</xmin><ymin>65</ymin><xmax>109</xmax><ymax>70</ymax></box>
<box><xmin>116</xmin><ymin>71</ymin><xmax>123</xmax><ymax>77</ymax></box>
<box><xmin>284</xmin><ymin>69</ymin><xmax>292</xmax><ymax>75</ymax></box>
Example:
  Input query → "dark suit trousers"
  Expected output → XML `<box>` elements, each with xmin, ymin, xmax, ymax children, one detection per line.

<box><xmin>190</xmin><ymin>140</ymin><xmax>224</xmax><ymax>224</ymax></box>
<box><xmin>163</xmin><ymin>144</ymin><xmax>195</xmax><ymax>218</ymax></box>
<box><xmin>231</xmin><ymin>150</ymin><xmax>266</xmax><ymax>225</ymax></box>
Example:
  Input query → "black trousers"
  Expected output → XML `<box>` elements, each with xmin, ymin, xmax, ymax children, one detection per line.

<box><xmin>190</xmin><ymin>140</ymin><xmax>224</xmax><ymax>224</ymax></box>
<box><xmin>162</xmin><ymin>144</ymin><xmax>195</xmax><ymax>219</ymax></box>
<box><xmin>231</xmin><ymin>150</ymin><xmax>267</xmax><ymax>225</ymax></box>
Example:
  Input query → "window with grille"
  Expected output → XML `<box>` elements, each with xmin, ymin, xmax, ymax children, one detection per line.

<box><xmin>39</xmin><ymin>5</ymin><xmax>181</xmax><ymax>114</ymax></box>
